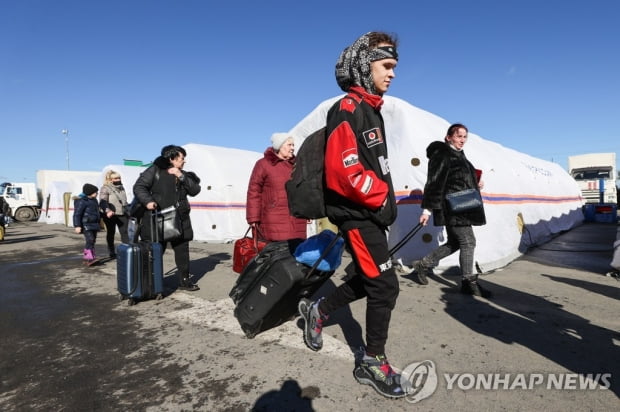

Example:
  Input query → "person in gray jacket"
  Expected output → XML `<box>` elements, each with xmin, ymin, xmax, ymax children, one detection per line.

<box><xmin>99</xmin><ymin>169</ymin><xmax>129</xmax><ymax>257</ymax></box>
<box><xmin>133</xmin><ymin>145</ymin><xmax>201</xmax><ymax>291</ymax></box>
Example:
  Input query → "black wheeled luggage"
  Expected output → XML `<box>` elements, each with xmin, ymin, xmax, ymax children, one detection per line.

<box><xmin>117</xmin><ymin>211</ymin><xmax>164</xmax><ymax>305</ymax></box>
<box><xmin>230</xmin><ymin>235</ymin><xmax>341</xmax><ymax>338</ymax></box>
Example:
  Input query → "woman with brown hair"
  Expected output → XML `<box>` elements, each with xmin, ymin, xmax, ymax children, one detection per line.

<box><xmin>414</xmin><ymin>123</ymin><xmax>490</xmax><ymax>297</ymax></box>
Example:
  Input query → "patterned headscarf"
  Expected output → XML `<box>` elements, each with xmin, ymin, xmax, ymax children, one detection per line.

<box><xmin>335</xmin><ymin>32</ymin><xmax>398</xmax><ymax>95</ymax></box>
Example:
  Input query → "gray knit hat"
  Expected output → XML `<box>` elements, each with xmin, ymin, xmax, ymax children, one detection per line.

<box><xmin>271</xmin><ymin>133</ymin><xmax>291</xmax><ymax>150</ymax></box>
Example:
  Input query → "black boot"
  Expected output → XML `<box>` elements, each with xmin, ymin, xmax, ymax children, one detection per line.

<box><xmin>412</xmin><ymin>261</ymin><xmax>431</xmax><ymax>285</ymax></box>
<box><xmin>461</xmin><ymin>277</ymin><xmax>492</xmax><ymax>298</ymax></box>
<box><xmin>179</xmin><ymin>275</ymin><xmax>200</xmax><ymax>291</ymax></box>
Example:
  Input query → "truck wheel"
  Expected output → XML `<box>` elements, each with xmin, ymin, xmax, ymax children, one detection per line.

<box><xmin>14</xmin><ymin>207</ymin><xmax>35</xmax><ymax>222</ymax></box>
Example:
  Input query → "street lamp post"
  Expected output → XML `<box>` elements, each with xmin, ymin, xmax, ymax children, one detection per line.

<box><xmin>61</xmin><ymin>129</ymin><xmax>70</xmax><ymax>170</ymax></box>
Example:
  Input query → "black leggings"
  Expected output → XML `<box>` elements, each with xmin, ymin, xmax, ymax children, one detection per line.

<box><xmin>103</xmin><ymin>215</ymin><xmax>129</xmax><ymax>251</ymax></box>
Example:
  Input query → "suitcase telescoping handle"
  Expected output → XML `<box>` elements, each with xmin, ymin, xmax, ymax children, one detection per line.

<box><xmin>304</xmin><ymin>231</ymin><xmax>344</xmax><ymax>280</ymax></box>
<box><xmin>126</xmin><ymin>211</ymin><xmax>159</xmax><ymax>297</ymax></box>
<box><xmin>388</xmin><ymin>222</ymin><xmax>423</xmax><ymax>257</ymax></box>
<box><xmin>132</xmin><ymin>209</ymin><xmax>160</xmax><ymax>243</ymax></box>
<box><xmin>151</xmin><ymin>209</ymin><xmax>160</xmax><ymax>243</ymax></box>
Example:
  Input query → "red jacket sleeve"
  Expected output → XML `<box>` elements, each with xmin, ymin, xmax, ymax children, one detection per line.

<box><xmin>324</xmin><ymin>120</ymin><xmax>388</xmax><ymax>210</ymax></box>
<box><xmin>246</xmin><ymin>160</ymin><xmax>265</xmax><ymax>223</ymax></box>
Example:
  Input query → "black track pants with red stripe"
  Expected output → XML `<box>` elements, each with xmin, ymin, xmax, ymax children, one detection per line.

<box><xmin>319</xmin><ymin>222</ymin><xmax>399</xmax><ymax>356</ymax></box>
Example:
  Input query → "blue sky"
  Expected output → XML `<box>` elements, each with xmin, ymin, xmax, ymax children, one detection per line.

<box><xmin>1</xmin><ymin>0</ymin><xmax>618</xmax><ymax>183</ymax></box>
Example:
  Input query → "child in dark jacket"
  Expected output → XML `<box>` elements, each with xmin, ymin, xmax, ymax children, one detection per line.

<box><xmin>73</xmin><ymin>183</ymin><xmax>101</xmax><ymax>265</ymax></box>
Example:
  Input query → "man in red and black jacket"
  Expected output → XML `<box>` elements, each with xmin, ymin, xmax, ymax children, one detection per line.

<box><xmin>298</xmin><ymin>31</ymin><xmax>405</xmax><ymax>399</ymax></box>
<box><xmin>324</xmin><ymin>89</ymin><xmax>397</xmax><ymax>227</ymax></box>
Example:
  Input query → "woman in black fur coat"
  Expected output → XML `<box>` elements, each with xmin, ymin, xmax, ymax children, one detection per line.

<box><xmin>133</xmin><ymin>145</ymin><xmax>201</xmax><ymax>291</ymax></box>
<box><xmin>414</xmin><ymin>123</ymin><xmax>491</xmax><ymax>297</ymax></box>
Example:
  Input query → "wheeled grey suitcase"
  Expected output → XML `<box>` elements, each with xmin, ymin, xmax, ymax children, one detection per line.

<box><xmin>117</xmin><ymin>211</ymin><xmax>164</xmax><ymax>305</ymax></box>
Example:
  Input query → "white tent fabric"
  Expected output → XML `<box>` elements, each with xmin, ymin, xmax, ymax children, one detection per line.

<box><xmin>39</xmin><ymin>180</ymin><xmax>72</xmax><ymax>226</ymax></box>
<box><xmin>289</xmin><ymin>95</ymin><xmax>584</xmax><ymax>272</ymax></box>
<box><xmin>181</xmin><ymin>143</ymin><xmax>262</xmax><ymax>242</ymax></box>
<box><xmin>37</xmin><ymin>170</ymin><xmax>102</xmax><ymax>227</ymax></box>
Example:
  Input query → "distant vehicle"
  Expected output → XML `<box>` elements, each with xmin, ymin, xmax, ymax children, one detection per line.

<box><xmin>0</xmin><ymin>182</ymin><xmax>41</xmax><ymax>221</ymax></box>
<box><xmin>568</xmin><ymin>153</ymin><xmax>618</xmax><ymax>204</ymax></box>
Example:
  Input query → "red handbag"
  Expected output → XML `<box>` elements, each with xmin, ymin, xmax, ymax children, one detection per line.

<box><xmin>232</xmin><ymin>226</ymin><xmax>267</xmax><ymax>273</ymax></box>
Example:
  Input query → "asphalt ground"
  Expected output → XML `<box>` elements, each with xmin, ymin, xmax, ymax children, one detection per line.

<box><xmin>1</xmin><ymin>219</ymin><xmax>619</xmax><ymax>411</ymax></box>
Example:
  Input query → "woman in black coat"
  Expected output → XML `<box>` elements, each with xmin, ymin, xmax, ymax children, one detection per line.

<box><xmin>133</xmin><ymin>145</ymin><xmax>201</xmax><ymax>291</ymax></box>
<box><xmin>414</xmin><ymin>123</ymin><xmax>490</xmax><ymax>297</ymax></box>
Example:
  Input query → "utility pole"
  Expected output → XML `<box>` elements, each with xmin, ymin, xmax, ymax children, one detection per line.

<box><xmin>61</xmin><ymin>129</ymin><xmax>70</xmax><ymax>170</ymax></box>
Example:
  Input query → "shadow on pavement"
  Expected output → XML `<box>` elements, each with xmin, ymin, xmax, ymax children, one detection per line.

<box><xmin>191</xmin><ymin>252</ymin><xmax>230</xmax><ymax>282</ymax></box>
<box><xmin>1</xmin><ymin>234</ymin><xmax>55</xmax><ymax>244</ymax></box>
<box><xmin>541</xmin><ymin>273</ymin><xmax>620</xmax><ymax>300</ymax></box>
<box><xmin>440</xmin><ymin>281</ymin><xmax>620</xmax><ymax>397</ymax></box>
<box><xmin>251</xmin><ymin>379</ymin><xmax>315</xmax><ymax>411</ymax></box>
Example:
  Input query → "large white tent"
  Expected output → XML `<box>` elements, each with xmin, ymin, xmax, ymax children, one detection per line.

<box><xmin>37</xmin><ymin>170</ymin><xmax>102</xmax><ymax>226</ymax></box>
<box><xmin>38</xmin><ymin>146</ymin><xmax>263</xmax><ymax>243</ymax></box>
<box><xmin>180</xmin><ymin>144</ymin><xmax>262</xmax><ymax>242</ymax></box>
<box><xmin>37</xmin><ymin>95</ymin><xmax>583</xmax><ymax>272</ymax></box>
<box><xmin>290</xmin><ymin>95</ymin><xmax>583</xmax><ymax>272</ymax></box>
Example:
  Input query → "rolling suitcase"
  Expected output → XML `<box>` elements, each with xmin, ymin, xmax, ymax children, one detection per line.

<box><xmin>117</xmin><ymin>211</ymin><xmax>164</xmax><ymax>305</ymax></box>
<box><xmin>230</xmin><ymin>234</ymin><xmax>343</xmax><ymax>338</ymax></box>
<box><xmin>231</xmin><ymin>223</ymin><xmax>424</xmax><ymax>338</ymax></box>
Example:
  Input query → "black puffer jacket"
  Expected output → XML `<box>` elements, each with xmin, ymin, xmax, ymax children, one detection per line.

<box><xmin>421</xmin><ymin>141</ymin><xmax>486</xmax><ymax>227</ymax></box>
<box><xmin>133</xmin><ymin>156</ymin><xmax>201</xmax><ymax>241</ymax></box>
<box><xmin>73</xmin><ymin>195</ymin><xmax>101</xmax><ymax>231</ymax></box>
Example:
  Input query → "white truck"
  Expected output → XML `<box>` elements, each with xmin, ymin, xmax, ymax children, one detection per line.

<box><xmin>568</xmin><ymin>153</ymin><xmax>618</xmax><ymax>204</ymax></box>
<box><xmin>0</xmin><ymin>182</ymin><xmax>41</xmax><ymax>222</ymax></box>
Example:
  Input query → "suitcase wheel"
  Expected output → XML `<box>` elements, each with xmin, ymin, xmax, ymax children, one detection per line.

<box><xmin>118</xmin><ymin>294</ymin><xmax>125</xmax><ymax>301</ymax></box>
<box><xmin>127</xmin><ymin>298</ymin><xmax>136</xmax><ymax>306</ymax></box>
<box><xmin>156</xmin><ymin>293</ymin><xmax>163</xmax><ymax>301</ymax></box>
<box><xmin>242</xmin><ymin>326</ymin><xmax>257</xmax><ymax>339</ymax></box>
